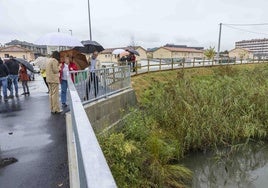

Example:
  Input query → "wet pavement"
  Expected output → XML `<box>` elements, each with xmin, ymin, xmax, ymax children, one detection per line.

<box><xmin>0</xmin><ymin>74</ymin><xmax>69</xmax><ymax>188</ymax></box>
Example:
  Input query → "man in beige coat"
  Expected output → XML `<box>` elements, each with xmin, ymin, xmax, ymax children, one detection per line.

<box><xmin>46</xmin><ymin>51</ymin><xmax>61</xmax><ymax>114</ymax></box>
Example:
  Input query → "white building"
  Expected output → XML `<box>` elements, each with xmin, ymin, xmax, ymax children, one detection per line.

<box><xmin>235</xmin><ymin>38</ymin><xmax>268</xmax><ymax>57</ymax></box>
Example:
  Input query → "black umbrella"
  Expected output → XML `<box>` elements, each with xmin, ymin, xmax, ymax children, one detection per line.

<box><xmin>14</xmin><ymin>58</ymin><xmax>35</xmax><ymax>73</ymax></box>
<box><xmin>73</xmin><ymin>40</ymin><xmax>104</xmax><ymax>54</ymax></box>
<box><xmin>126</xmin><ymin>48</ymin><xmax>140</xmax><ymax>56</ymax></box>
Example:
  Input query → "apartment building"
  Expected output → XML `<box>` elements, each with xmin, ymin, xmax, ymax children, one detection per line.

<box><xmin>235</xmin><ymin>38</ymin><xmax>268</xmax><ymax>57</ymax></box>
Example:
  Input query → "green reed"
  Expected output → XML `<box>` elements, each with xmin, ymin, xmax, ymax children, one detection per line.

<box><xmin>99</xmin><ymin>64</ymin><xmax>268</xmax><ymax>187</ymax></box>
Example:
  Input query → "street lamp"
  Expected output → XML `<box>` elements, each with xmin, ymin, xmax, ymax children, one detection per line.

<box><xmin>87</xmin><ymin>0</ymin><xmax>92</xmax><ymax>40</ymax></box>
<box><xmin>69</xmin><ymin>29</ymin><xmax>73</xmax><ymax>36</ymax></box>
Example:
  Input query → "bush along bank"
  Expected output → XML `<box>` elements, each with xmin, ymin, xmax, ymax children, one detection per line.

<box><xmin>98</xmin><ymin>64</ymin><xmax>268</xmax><ymax>188</ymax></box>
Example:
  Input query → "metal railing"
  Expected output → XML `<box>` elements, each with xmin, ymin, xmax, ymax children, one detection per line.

<box><xmin>123</xmin><ymin>57</ymin><xmax>268</xmax><ymax>75</ymax></box>
<box><xmin>70</xmin><ymin>66</ymin><xmax>131</xmax><ymax>104</ymax></box>
<box><xmin>67</xmin><ymin>72</ymin><xmax>117</xmax><ymax>188</ymax></box>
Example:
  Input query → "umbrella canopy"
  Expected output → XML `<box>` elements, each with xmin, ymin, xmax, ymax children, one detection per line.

<box><xmin>14</xmin><ymin>58</ymin><xmax>35</xmax><ymax>72</ymax></box>
<box><xmin>73</xmin><ymin>40</ymin><xmax>104</xmax><ymax>54</ymax></box>
<box><xmin>32</xmin><ymin>57</ymin><xmax>49</xmax><ymax>69</ymax></box>
<box><xmin>112</xmin><ymin>49</ymin><xmax>125</xmax><ymax>55</ymax></box>
<box><xmin>119</xmin><ymin>51</ymin><xmax>130</xmax><ymax>58</ymax></box>
<box><xmin>35</xmin><ymin>32</ymin><xmax>83</xmax><ymax>47</ymax></box>
<box><xmin>60</xmin><ymin>49</ymin><xmax>89</xmax><ymax>70</ymax></box>
<box><xmin>126</xmin><ymin>48</ymin><xmax>140</xmax><ymax>56</ymax></box>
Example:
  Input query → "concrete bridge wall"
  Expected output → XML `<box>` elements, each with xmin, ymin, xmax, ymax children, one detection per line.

<box><xmin>83</xmin><ymin>88</ymin><xmax>137</xmax><ymax>133</ymax></box>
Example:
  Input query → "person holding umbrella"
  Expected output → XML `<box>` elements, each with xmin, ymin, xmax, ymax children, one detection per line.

<box><xmin>127</xmin><ymin>52</ymin><xmax>136</xmax><ymax>72</ymax></box>
<box><xmin>0</xmin><ymin>58</ymin><xmax>9</xmax><ymax>101</ymax></box>
<box><xmin>46</xmin><ymin>51</ymin><xmax>61</xmax><ymax>114</ymax></box>
<box><xmin>5</xmin><ymin>56</ymin><xmax>20</xmax><ymax>98</ymax></box>
<box><xmin>85</xmin><ymin>50</ymin><xmax>100</xmax><ymax>99</ymax></box>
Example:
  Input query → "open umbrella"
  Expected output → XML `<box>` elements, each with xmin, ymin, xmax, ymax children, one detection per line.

<box><xmin>60</xmin><ymin>49</ymin><xmax>89</xmax><ymax>70</ymax></box>
<box><xmin>126</xmin><ymin>48</ymin><xmax>140</xmax><ymax>56</ymax></box>
<box><xmin>14</xmin><ymin>58</ymin><xmax>35</xmax><ymax>72</ymax></box>
<box><xmin>35</xmin><ymin>32</ymin><xmax>83</xmax><ymax>47</ymax></box>
<box><xmin>119</xmin><ymin>51</ymin><xmax>130</xmax><ymax>58</ymax></box>
<box><xmin>73</xmin><ymin>40</ymin><xmax>104</xmax><ymax>54</ymax></box>
<box><xmin>112</xmin><ymin>49</ymin><xmax>125</xmax><ymax>55</ymax></box>
<box><xmin>32</xmin><ymin>57</ymin><xmax>49</xmax><ymax>69</ymax></box>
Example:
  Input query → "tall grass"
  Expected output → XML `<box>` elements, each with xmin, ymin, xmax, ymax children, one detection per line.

<box><xmin>99</xmin><ymin>64</ymin><xmax>268</xmax><ymax>187</ymax></box>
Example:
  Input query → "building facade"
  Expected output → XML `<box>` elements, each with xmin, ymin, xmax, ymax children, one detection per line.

<box><xmin>229</xmin><ymin>48</ymin><xmax>253</xmax><ymax>60</ymax></box>
<box><xmin>235</xmin><ymin>38</ymin><xmax>268</xmax><ymax>57</ymax></box>
<box><xmin>0</xmin><ymin>45</ymin><xmax>35</xmax><ymax>61</ymax></box>
<box><xmin>153</xmin><ymin>47</ymin><xmax>204</xmax><ymax>59</ymax></box>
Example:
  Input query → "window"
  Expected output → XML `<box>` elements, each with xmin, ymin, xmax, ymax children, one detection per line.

<box><xmin>4</xmin><ymin>54</ymin><xmax>9</xmax><ymax>58</ymax></box>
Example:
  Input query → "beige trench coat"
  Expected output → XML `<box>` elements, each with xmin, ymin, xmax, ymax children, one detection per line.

<box><xmin>46</xmin><ymin>58</ymin><xmax>60</xmax><ymax>83</ymax></box>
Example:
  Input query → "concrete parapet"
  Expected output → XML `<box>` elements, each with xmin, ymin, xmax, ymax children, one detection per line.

<box><xmin>83</xmin><ymin>88</ymin><xmax>137</xmax><ymax>133</ymax></box>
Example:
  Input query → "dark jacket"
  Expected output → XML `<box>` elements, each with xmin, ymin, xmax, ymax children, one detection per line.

<box><xmin>0</xmin><ymin>59</ymin><xmax>9</xmax><ymax>77</ymax></box>
<box><xmin>5</xmin><ymin>59</ymin><xmax>19</xmax><ymax>75</ymax></box>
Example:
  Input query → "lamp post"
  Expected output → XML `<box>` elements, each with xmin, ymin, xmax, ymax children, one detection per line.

<box><xmin>217</xmin><ymin>23</ymin><xmax>222</xmax><ymax>62</ymax></box>
<box><xmin>69</xmin><ymin>29</ymin><xmax>73</xmax><ymax>36</ymax></box>
<box><xmin>87</xmin><ymin>0</ymin><xmax>92</xmax><ymax>40</ymax></box>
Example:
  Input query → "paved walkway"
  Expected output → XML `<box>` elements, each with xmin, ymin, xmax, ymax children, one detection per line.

<box><xmin>0</xmin><ymin>74</ymin><xmax>69</xmax><ymax>188</ymax></box>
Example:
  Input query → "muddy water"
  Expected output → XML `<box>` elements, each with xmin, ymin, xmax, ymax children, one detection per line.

<box><xmin>181</xmin><ymin>142</ymin><xmax>268</xmax><ymax>188</ymax></box>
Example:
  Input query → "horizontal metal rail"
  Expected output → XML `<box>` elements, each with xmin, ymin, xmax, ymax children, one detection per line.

<box><xmin>67</xmin><ymin>73</ymin><xmax>117</xmax><ymax>188</ymax></box>
<box><xmin>70</xmin><ymin>66</ymin><xmax>131</xmax><ymax>104</ymax></box>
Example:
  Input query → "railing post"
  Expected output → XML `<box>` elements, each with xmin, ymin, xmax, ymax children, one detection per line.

<box><xmin>159</xmin><ymin>58</ymin><xmax>162</xmax><ymax>71</ymax></box>
<box><xmin>171</xmin><ymin>58</ymin><xmax>174</xmax><ymax>70</ymax></box>
<box><xmin>147</xmin><ymin>59</ymin><xmax>150</xmax><ymax>73</ymax></box>
<box><xmin>112</xmin><ymin>66</ymin><xmax>115</xmax><ymax>83</ymax></box>
<box><xmin>203</xmin><ymin>57</ymin><xmax>205</xmax><ymax>67</ymax></box>
<box><xmin>212</xmin><ymin>58</ymin><xmax>214</xmax><ymax>66</ymax></box>
<box><xmin>182</xmin><ymin>58</ymin><xmax>185</xmax><ymax>70</ymax></box>
<box><xmin>104</xmin><ymin>68</ymin><xmax>107</xmax><ymax>98</ymax></box>
<box><xmin>135</xmin><ymin>60</ymin><xmax>138</xmax><ymax>75</ymax></box>
<box><xmin>193</xmin><ymin>57</ymin><xmax>195</xmax><ymax>67</ymax></box>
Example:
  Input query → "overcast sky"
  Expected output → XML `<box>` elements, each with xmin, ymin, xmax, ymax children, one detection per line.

<box><xmin>1</xmin><ymin>0</ymin><xmax>268</xmax><ymax>50</ymax></box>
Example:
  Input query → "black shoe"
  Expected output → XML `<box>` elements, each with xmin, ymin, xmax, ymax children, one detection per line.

<box><xmin>52</xmin><ymin>110</ymin><xmax>63</xmax><ymax>115</ymax></box>
<box><xmin>21</xmin><ymin>93</ymin><xmax>26</xmax><ymax>95</ymax></box>
<box><xmin>25</xmin><ymin>92</ymin><xmax>30</xmax><ymax>95</ymax></box>
<box><xmin>62</xmin><ymin>103</ymin><xmax>68</xmax><ymax>107</ymax></box>
<box><xmin>8</xmin><ymin>95</ymin><xmax>14</xmax><ymax>98</ymax></box>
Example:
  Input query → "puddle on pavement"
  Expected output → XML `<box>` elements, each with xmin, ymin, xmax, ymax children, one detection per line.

<box><xmin>0</xmin><ymin>99</ymin><xmax>22</xmax><ymax>113</ymax></box>
<box><xmin>0</xmin><ymin>130</ymin><xmax>52</xmax><ymax>152</ymax></box>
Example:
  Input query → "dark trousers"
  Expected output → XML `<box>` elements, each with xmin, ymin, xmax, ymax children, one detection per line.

<box><xmin>43</xmin><ymin>77</ymin><xmax>49</xmax><ymax>91</ymax></box>
<box><xmin>85</xmin><ymin>72</ymin><xmax>99</xmax><ymax>100</ymax></box>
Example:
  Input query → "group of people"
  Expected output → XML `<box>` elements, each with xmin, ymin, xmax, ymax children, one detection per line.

<box><xmin>45</xmin><ymin>50</ymin><xmax>100</xmax><ymax>114</ymax></box>
<box><xmin>118</xmin><ymin>50</ymin><xmax>136</xmax><ymax>72</ymax></box>
<box><xmin>0</xmin><ymin>57</ymin><xmax>30</xmax><ymax>102</ymax></box>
